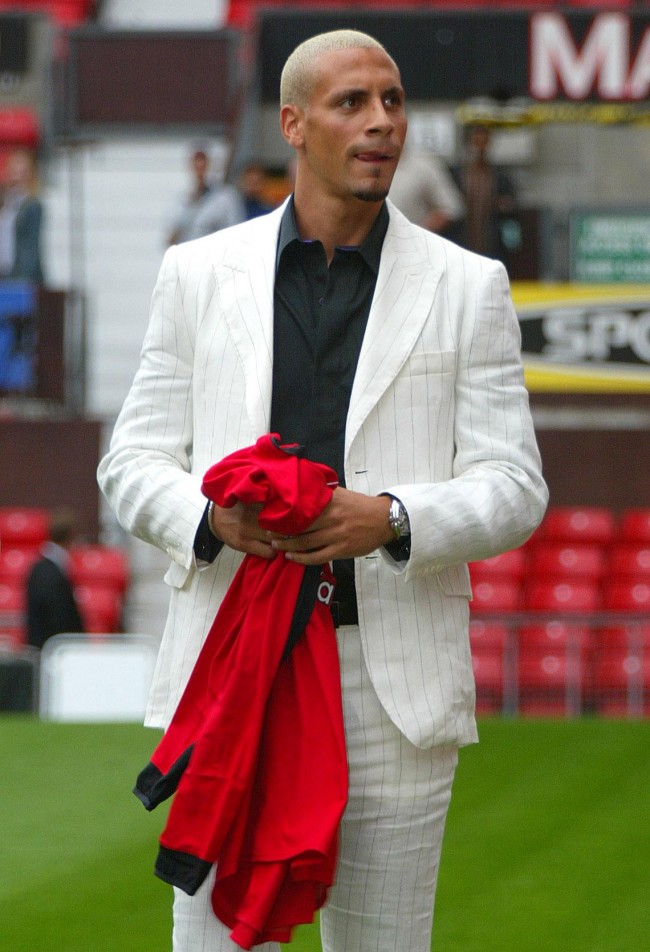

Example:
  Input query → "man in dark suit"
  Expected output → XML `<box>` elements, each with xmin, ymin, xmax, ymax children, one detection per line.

<box><xmin>26</xmin><ymin>508</ymin><xmax>84</xmax><ymax>649</ymax></box>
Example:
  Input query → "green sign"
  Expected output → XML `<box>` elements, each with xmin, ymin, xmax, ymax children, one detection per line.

<box><xmin>571</xmin><ymin>211</ymin><xmax>650</xmax><ymax>283</ymax></box>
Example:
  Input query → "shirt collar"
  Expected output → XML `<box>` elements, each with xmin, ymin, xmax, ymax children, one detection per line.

<box><xmin>41</xmin><ymin>540</ymin><xmax>70</xmax><ymax>573</ymax></box>
<box><xmin>276</xmin><ymin>195</ymin><xmax>389</xmax><ymax>275</ymax></box>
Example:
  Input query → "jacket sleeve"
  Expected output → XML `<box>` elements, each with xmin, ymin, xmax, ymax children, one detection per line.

<box><xmin>97</xmin><ymin>245</ymin><xmax>207</xmax><ymax>571</ymax></box>
<box><xmin>383</xmin><ymin>257</ymin><xmax>548</xmax><ymax>582</ymax></box>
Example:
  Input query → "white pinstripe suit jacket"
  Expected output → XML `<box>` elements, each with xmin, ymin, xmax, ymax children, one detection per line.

<box><xmin>97</xmin><ymin>200</ymin><xmax>548</xmax><ymax>748</ymax></box>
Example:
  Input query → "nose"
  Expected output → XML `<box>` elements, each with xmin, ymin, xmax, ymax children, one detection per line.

<box><xmin>365</xmin><ymin>96</ymin><xmax>394</xmax><ymax>135</ymax></box>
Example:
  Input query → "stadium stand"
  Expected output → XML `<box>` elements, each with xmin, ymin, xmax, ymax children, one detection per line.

<box><xmin>0</xmin><ymin>505</ymin><xmax>130</xmax><ymax>645</ymax></box>
<box><xmin>0</xmin><ymin>1</ymin><xmax>96</xmax><ymax>27</ymax></box>
<box><xmin>619</xmin><ymin>509</ymin><xmax>650</xmax><ymax>543</ymax></box>
<box><xmin>468</xmin><ymin>506</ymin><xmax>650</xmax><ymax>718</ymax></box>
<box><xmin>2</xmin><ymin>504</ymin><xmax>649</xmax><ymax>717</ymax></box>
<box><xmin>74</xmin><ymin>581</ymin><xmax>124</xmax><ymax>635</ymax></box>
<box><xmin>527</xmin><ymin>543</ymin><xmax>607</xmax><ymax>581</ymax></box>
<box><xmin>470</xmin><ymin>577</ymin><xmax>521</xmax><ymax>613</ymax></box>
<box><xmin>0</xmin><ymin>580</ymin><xmax>25</xmax><ymax>648</ymax></box>
<box><xmin>0</xmin><ymin>545</ymin><xmax>40</xmax><ymax>584</ymax></box>
<box><xmin>69</xmin><ymin>544</ymin><xmax>129</xmax><ymax>593</ymax></box>
<box><xmin>0</xmin><ymin>506</ymin><xmax>49</xmax><ymax>548</ymax></box>
<box><xmin>533</xmin><ymin>506</ymin><xmax>617</xmax><ymax>546</ymax></box>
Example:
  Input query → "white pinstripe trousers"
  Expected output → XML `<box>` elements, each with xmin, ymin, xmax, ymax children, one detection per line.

<box><xmin>172</xmin><ymin>627</ymin><xmax>458</xmax><ymax>952</ymax></box>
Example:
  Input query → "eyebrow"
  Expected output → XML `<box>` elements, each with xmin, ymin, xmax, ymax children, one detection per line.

<box><xmin>331</xmin><ymin>85</ymin><xmax>404</xmax><ymax>102</ymax></box>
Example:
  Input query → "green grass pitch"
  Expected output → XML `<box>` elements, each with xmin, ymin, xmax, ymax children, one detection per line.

<box><xmin>2</xmin><ymin>717</ymin><xmax>648</xmax><ymax>951</ymax></box>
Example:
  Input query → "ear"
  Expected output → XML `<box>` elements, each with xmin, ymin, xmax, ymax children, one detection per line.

<box><xmin>280</xmin><ymin>104</ymin><xmax>305</xmax><ymax>149</ymax></box>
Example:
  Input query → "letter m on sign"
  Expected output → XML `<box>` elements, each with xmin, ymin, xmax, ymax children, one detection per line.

<box><xmin>530</xmin><ymin>12</ymin><xmax>629</xmax><ymax>100</ymax></box>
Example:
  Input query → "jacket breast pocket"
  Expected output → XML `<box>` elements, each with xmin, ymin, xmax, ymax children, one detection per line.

<box><xmin>405</xmin><ymin>350</ymin><xmax>456</xmax><ymax>378</ymax></box>
<box><xmin>392</xmin><ymin>350</ymin><xmax>456</xmax><ymax>426</ymax></box>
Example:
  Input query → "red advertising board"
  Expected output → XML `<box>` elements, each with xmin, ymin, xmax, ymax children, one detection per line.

<box><xmin>227</xmin><ymin>0</ymin><xmax>638</xmax><ymax>30</ymax></box>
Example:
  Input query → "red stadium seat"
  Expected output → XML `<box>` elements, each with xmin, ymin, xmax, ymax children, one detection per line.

<box><xmin>517</xmin><ymin>650</ymin><xmax>585</xmax><ymax>717</ymax></box>
<box><xmin>469</xmin><ymin>620</ymin><xmax>509</xmax><ymax>653</ymax></box>
<box><xmin>0</xmin><ymin>546</ymin><xmax>40</xmax><ymax>583</ymax></box>
<box><xmin>471</xmin><ymin>650</ymin><xmax>505</xmax><ymax>714</ymax></box>
<box><xmin>69</xmin><ymin>545</ymin><xmax>129</xmax><ymax>593</ymax></box>
<box><xmin>596</xmin><ymin>624</ymin><xmax>650</xmax><ymax>653</ymax></box>
<box><xmin>74</xmin><ymin>583</ymin><xmax>124</xmax><ymax>634</ymax></box>
<box><xmin>0</xmin><ymin>580</ymin><xmax>25</xmax><ymax>647</ymax></box>
<box><xmin>470</xmin><ymin>578</ymin><xmax>521</xmax><ymax>613</ymax></box>
<box><xmin>592</xmin><ymin>650</ymin><xmax>650</xmax><ymax>717</ymax></box>
<box><xmin>536</xmin><ymin>507</ymin><xmax>616</xmax><ymax>545</ymax></box>
<box><xmin>0</xmin><ymin>507</ymin><xmax>49</xmax><ymax>547</ymax></box>
<box><xmin>603</xmin><ymin>580</ymin><xmax>650</xmax><ymax>612</ymax></box>
<box><xmin>0</xmin><ymin>1</ymin><xmax>94</xmax><ymax>28</ymax></box>
<box><xmin>519</xmin><ymin>621</ymin><xmax>590</xmax><ymax>653</ymax></box>
<box><xmin>588</xmin><ymin>626</ymin><xmax>650</xmax><ymax>710</ymax></box>
<box><xmin>469</xmin><ymin>547</ymin><xmax>527</xmax><ymax>581</ymax></box>
<box><xmin>619</xmin><ymin>509</ymin><xmax>650</xmax><ymax>543</ymax></box>
<box><xmin>528</xmin><ymin>543</ymin><xmax>607</xmax><ymax>581</ymax></box>
<box><xmin>608</xmin><ymin>544</ymin><xmax>650</xmax><ymax>578</ymax></box>
<box><xmin>523</xmin><ymin>579</ymin><xmax>601</xmax><ymax>614</ymax></box>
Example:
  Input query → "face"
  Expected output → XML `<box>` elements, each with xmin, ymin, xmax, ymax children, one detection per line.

<box><xmin>469</xmin><ymin>126</ymin><xmax>490</xmax><ymax>157</ymax></box>
<box><xmin>6</xmin><ymin>150</ymin><xmax>33</xmax><ymax>189</ymax></box>
<box><xmin>191</xmin><ymin>152</ymin><xmax>209</xmax><ymax>180</ymax></box>
<box><xmin>282</xmin><ymin>46</ymin><xmax>407</xmax><ymax>205</ymax></box>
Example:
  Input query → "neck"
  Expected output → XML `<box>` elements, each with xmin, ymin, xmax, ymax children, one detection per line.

<box><xmin>292</xmin><ymin>185</ymin><xmax>383</xmax><ymax>263</ymax></box>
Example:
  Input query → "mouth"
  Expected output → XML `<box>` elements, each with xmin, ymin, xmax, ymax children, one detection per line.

<box><xmin>354</xmin><ymin>150</ymin><xmax>396</xmax><ymax>164</ymax></box>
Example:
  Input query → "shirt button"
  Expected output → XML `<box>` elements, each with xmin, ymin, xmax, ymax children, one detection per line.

<box><xmin>318</xmin><ymin>297</ymin><xmax>324</xmax><ymax>305</ymax></box>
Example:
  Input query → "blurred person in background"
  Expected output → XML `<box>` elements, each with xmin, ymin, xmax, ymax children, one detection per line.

<box><xmin>99</xmin><ymin>28</ymin><xmax>547</xmax><ymax>952</ymax></box>
<box><xmin>451</xmin><ymin>123</ymin><xmax>517</xmax><ymax>262</ymax></box>
<box><xmin>166</xmin><ymin>146</ymin><xmax>245</xmax><ymax>245</ymax></box>
<box><xmin>388</xmin><ymin>142</ymin><xmax>464</xmax><ymax>234</ymax></box>
<box><xmin>0</xmin><ymin>148</ymin><xmax>44</xmax><ymax>284</ymax></box>
<box><xmin>26</xmin><ymin>507</ymin><xmax>84</xmax><ymax>650</ymax></box>
<box><xmin>237</xmin><ymin>160</ymin><xmax>274</xmax><ymax>219</ymax></box>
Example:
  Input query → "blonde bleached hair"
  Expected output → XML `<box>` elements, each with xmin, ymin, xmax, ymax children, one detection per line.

<box><xmin>280</xmin><ymin>30</ymin><xmax>395</xmax><ymax>108</ymax></box>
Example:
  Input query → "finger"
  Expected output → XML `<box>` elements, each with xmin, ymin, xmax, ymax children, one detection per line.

<box><xmin>284</xmin><ymin>546</ymin><xmax>333</xmax><ymax>565</ymax></box>
<box><xmin>246</xmin><ymin>540</ymin><xmax>277</xmax><ymax>560</ymax></box>
<box><xmin>271</xmin><ymin>530</ymin><xmax>328</xmax><ymax>554</ymax></box>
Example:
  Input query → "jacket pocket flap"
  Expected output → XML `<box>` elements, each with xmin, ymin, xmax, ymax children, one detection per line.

<box><xmin>435</xmin><ymin>564</ymin><xmax>472</xmax><ymax>599</ymax></box>
<box><xmin>164</xmin><ymin>561</ymin><xmax>190</xmax><ymax>589</ymax></box>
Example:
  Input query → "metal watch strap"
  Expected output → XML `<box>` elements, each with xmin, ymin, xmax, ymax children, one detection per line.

<box><xmin>388</xmin><ymin>496</ymin><xmax>410</xmax><ymax>539</ymax></box>
<box><xmin>207</xmin><ymin>500</ymin><xmax>218</xmax><ymax>538</ymax></box>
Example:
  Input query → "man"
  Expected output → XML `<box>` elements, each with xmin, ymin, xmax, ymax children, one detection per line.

<box><xmin>0</xmin><ymin>148</ymin><xmax>44</xmax><ymax>284</ymax></box>
<box><xmin>451</xmin><ymin>123</ymin><xmax>517</xmax><ymax>261</ymax></box>
<box><xmin>98</xmin><ymin>29</ymin><xmax>547</xmax><ymax>952</ymax></box>
<box><xmin>236</xmin><ymin>160</ymin><xmax>274</xmax><ymax>220</ymax></box>
<box><xmin>26</xmin><ymin>508</ymin><xmax>84</xmax><ymax>649</ymax></box>
<box><xmin>166</xmin><ymin>146</ymin><xmax>245</xmax><ymax>246</ymax></box>
<box><xmin>388</xmin><ymin>142</ymin><xmax>464</xmax><ymax>234</ymax></box>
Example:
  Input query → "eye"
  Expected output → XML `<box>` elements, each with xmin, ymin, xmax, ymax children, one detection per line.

<box><xmin>384</xmin><ymin>91</ymin><xmax>403</xmax><ymax>109</ymax></box>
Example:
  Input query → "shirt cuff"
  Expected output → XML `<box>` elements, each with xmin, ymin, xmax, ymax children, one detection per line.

<box><xmin>383</xmin><ymin>534</ymin><xmax>411</xmax><ymax>563</ymax></box>
<box><xmin>193</xmin><ymin>501</ymin><xmax>224</xmax><ymax>564</ymax></box>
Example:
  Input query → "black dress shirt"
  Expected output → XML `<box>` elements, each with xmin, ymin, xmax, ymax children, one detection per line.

<box><xmin>195</xmin><ymin>200</ymin><xmax>408</xmax><ymax>622</ymax></box>
<box><xmin>269</xmin><ymin>199</ymin><xmax>389</xmax><ymax>624</ymax></box>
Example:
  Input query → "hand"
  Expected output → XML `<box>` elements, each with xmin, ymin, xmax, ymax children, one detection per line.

<box><xmin>209</xmin><ymin>501</ymin><xmax>276</xmax><ymax>559</ymax></box>
<box><xmin>268</xmin><ymin>488</ymin><xmax>394</xmax><ymax>565</ymax></box>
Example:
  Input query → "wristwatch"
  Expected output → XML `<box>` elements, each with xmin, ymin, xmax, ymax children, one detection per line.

<box><xmin>388</xmin><ymin>496</ymin><xmax>410</xmax><ymax>540</ymax></box>
<box><xmin>207</xmin><ymin>500</ymin><xmax>219</xmax><ymax>539</ymax></box>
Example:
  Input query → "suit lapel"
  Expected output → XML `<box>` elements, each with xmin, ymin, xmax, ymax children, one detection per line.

<box><xmin>208</xmin><ymin>203</ymin><xmax>444</xmax><ymax>450</ymax></box>
<box><xmin>345</xmin><ymin>206</ymin><xmax>445</xmax><ymax>455</ymax></box>
<box><xmin>212</xmin><ymin>207</ymin><xmax>284</xmax><ymax>436</ymax></box>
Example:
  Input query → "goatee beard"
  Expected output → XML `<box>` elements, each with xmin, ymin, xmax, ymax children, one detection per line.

<box><xmin>353</xmin><ymin>187</ymin><xmax>389</xmax><ymax>203</ymax></box>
